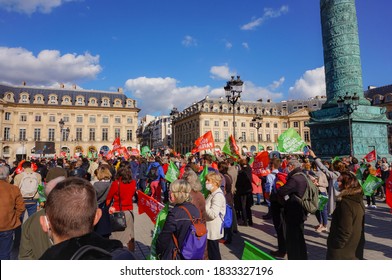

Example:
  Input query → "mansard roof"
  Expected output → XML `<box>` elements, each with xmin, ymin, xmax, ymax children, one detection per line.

<box><xmin>0</xmin><ymin>83</ymin><xmax>139</xmax><ymax>110</ymax></box>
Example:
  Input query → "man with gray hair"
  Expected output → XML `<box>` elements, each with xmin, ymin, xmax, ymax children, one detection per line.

<box><xmin>277</xmin><ymin>158</ymin><xmax>309</xmax><ymax>260</ymax></box>
<box><xmin>0</xmin><ymin>166</ymin><xmax>25</xmax><ymax>260</ymax></box>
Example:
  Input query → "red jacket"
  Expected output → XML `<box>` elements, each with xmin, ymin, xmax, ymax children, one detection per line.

<box><xmin>106</xmin><ymin>179</ymin><xmax>136</xmax><ymax>211</ymax></box>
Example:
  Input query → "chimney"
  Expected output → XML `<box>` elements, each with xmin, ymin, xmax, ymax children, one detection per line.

<box><xmin>22</xmin><ymin>81</ymin><xmax>26</xmax><ymax>86</ymax></box>
<box><xmin>72</xmin><ymin>84</ymin><xmax>77</xmax><ymax>89</ymax></box>
<box><xmin>117</xmin><ymin>87</ymin><xmax>123</xmax><ymax>93</ymax></box>
<box><xmin>267</xmin><ymin>99</ymin><xmax>271</xmax><ymax>103</ymax></box>
<box><xmin>60</xmin><ymin>83</ymin><xmax>65</xmax><ymax>88</ymax></box>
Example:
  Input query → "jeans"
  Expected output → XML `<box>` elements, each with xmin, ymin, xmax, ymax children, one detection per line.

<box><xmin>315</xmin><ymin>192</ymin><xmax>328</xmax><ymax>226</ymax></box>
<box><xmin>0</xmin><ymin>229</ymin><xmax>14</xmax><ymax>260</ymax></box>
<box><xmin>20</xmin><ymin>200</ymin><xmax>38</xmax><ymax>222</ymax></box>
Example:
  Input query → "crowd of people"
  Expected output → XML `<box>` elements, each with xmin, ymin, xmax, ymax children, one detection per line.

<box><xmin>0</xmin><ymin>148</ymin><xmax>389</xmax><ymax>260</ymax></box>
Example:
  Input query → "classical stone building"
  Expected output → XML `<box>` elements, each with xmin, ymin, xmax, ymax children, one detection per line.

<box><xmin>138</xmin><ymin>115</ymin><xmax>171</xmax><ymax>149</ymax></box>
<box><xmin>0</xmin><ymin>83</ymin><xmax>140</xmax><ymax>161</ymax></box>
<box><xmin>364</xmin><ymin>84</ymin><xmax>392</xmax><ymax>152</ymax></box>
<box><xmin>171</xmin><ymin>96</ymin><xmax>325</xmax><ymax>155</ymax></box>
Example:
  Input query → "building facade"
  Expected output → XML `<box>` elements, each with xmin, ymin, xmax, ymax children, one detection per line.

<box><xmin>364</xmin><ymin>84</ymin><xmax>392</xmax><ymax>152</ymax></box>
<box><xmin>0</xmin><ymin>83</ymin><xmax>140</xmax><ymax>161</ymax></box>
<box><xmin>171</xmin><ymin>96</ymin><xmax>325</xmax><ymax>155</ymax></box>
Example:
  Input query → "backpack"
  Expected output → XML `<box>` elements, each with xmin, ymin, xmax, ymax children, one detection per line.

<box><xmin>70</xmin><ymin>245</ymin><xmax>135</xmax><ymax>260</ymax></box>
<box><xmin>221</xmin><ymin>204</ymin><xmax>233</xmax><ymax>229</ymax></box>
<box><xmin>172</xmin><ymin>206</ymin><xmax>207</xmax><ymax>260</ymax></box>
<box><xmin>19</xmin><ymin>172</ymin><xmax>39</xmax><ymax>199</ymax></box>
<box><xmin>147</xmin><ymin>165</ymin><xmax>159</xmax><ymax>181</ymax></box>
<box><xmin>294</xmin><ymin>173</ymin><xmax>319</xmax><ymax>214</ymax></box>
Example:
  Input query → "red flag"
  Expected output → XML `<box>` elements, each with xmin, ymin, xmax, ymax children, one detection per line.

<box><xmin>112</xmin><ymin>137</ymin><xmax>121</xmax><ymax>151</ymax></box>
<box><xmin>363</xmin><ymin>150</ymin><xmax>376</xmax><ymax>162</ymax></box>
<box><xmin>191</xmin><ymin>131</ymin><xmax>215</xmax><ymax>154</ymax></box>
<box><xmin>130</xmin><ymin>148</ymin><xmax>140</xmax><ymax>156</ymax></box>
<box><xmin>252</xmin><ymin>151</ymin><xmax>270</xmax><ymax>176</ymax></box>
<box><xmin>137</xmin><ymin>190</ymin><xmax>165</xmax><ymax>224</ymax></box>
<box><xmin>385</xmin><ymin>172</ymin><xmax>392</xmax><ymax>212</ymax></box>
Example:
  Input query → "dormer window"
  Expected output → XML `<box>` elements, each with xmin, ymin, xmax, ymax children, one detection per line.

<box><xmin>77</xmin><ymin>97</ymin><xmax>83</xmax><ymax>105</ymax></box>
<box><xmin>103</xmin><ymin>99</ymin><xmax>109</xmax><ymax>106</ymax></box>
<box><xmin>65</xmin><ymin>97</ymin><xmax>70</xmax><ymax>102</ymax></box>
<box><xmin>22</xmin><ymin>95</ymin><xmax>28</xmax><ymax>102</ymax></box>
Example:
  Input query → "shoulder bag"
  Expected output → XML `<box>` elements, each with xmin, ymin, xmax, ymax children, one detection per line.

<box><xmin>109</xmin><ymin>181</ymin><xmax>127</xmax><ymax>232</ymax></box>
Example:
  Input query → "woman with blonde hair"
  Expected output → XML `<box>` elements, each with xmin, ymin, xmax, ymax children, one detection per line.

<box><xmin>156</xmin><ymin>179</ymin><xmax>202</xmax><ymax>259</ymax></box>
<box><xmin>182</xmin><ymin>167</ymin><xmax>206</xmax><ymax>219</ymax></box>
<box><xmin>205</xmin><ymin>172</ymin><xmax>226</xmax><ymax>260</ymax></box>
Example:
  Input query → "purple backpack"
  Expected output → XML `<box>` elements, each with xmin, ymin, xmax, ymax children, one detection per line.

<box><xmin>172</xmin><ymin>206</ymin><xmax>207</xmax><ymax>260</ymax></box>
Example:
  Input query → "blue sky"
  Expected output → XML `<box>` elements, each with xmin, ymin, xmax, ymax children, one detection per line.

<box><xmin>0</xmin><ymin>0</ymin><xmax>391</xmax><ymax>116</ymax></box>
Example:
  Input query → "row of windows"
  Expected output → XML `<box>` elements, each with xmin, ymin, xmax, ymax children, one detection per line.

<box><xmin>4</xmin><ymin>112</ymin><xmax>133</xmax><ymax>124</ymax></box>
<box><xmin>6</xmin><ymin>92</ymin><xmax>134</xmax><ymax>107</ymax></box>
<box><xmin>203</xmin><ymin>120</ymin><xmax>290</xmax><ymax>129</ymax></box>
<box><xmin>3</xmin><ymin>128</ymin><xmax>133</xmax><ymax>142</ymax></box>
<box><xmin>207</xmin><ymin>130</ymin><xmax>310</xmax><ymax>142</ymax></box>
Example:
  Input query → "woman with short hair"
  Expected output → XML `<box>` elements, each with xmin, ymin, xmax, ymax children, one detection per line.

<box><xmin>156</xmin><ymin>179</ymin><xmax>201</xmax><ymax>260</ymax></box>
<box><xmin>205</xmin><ymin>172</ymin><xmax>226</xmax><ymax>260</ymax></box>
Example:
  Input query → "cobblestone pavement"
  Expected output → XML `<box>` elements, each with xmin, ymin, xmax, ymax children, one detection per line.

<box><xmin>133</xmin><ymin>197</ymin><xmax>392</xmax><ymax>260</ymax></box>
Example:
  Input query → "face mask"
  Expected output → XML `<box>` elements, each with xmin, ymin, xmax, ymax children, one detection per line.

<box><xmin>333</xmin><ymin>181</ymin><xmax>340</xmax><ymax>192</ymax></box>
<box><xmin>206</xmin><ymin>183</ymin><xmax>213</xmax><ymax>191</ymax></box>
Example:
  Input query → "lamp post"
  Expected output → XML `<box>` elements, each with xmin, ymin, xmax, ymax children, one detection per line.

<box><xmin>251</xmin><ymin>115</ymin><xmax>263</xmax><ymax>152</ymax></box>
<box><xmin>58</xmin><ymin>118</ymin><xmax>65</xmax><ymax>156</ymax></box>
<box><xmin>337</xmin><ymin>92</ymin><xmax>359</xmax><ymax>156</ymax></box>
<box><xmin>224</xmin><ymin>76</ymin><xmax>244</xmax><ymax>141</ymax></box>
<box><xmin>20</xmin><ymin>140</ymin><xmax>26</xmax><ymax>160</ymax></box>
<box><xmin>170</xmin><ymin>107</ymin><xmax>179</xmax><ymax>151</ymax></box>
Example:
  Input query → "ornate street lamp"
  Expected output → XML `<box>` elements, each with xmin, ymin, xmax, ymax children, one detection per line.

<box><xmin>170</xmin><ymin>107</ymin><xmax>179</xmax><ymax>151</ymax></box>
<box><xmin>251</xmin><ymin>115</ymin><xmax>263</xmax><ymax>152</ymax></box>
<box><xmin>337</xmin><ymin>92</ymin><xmax>359</xmax><ymax>156</ymax></box>
<box><xmin>58</xmin><ymin>118</ymin><xmax>65</xmax><ymax>156</ymax></box>
<box><xmin>224</xmin><ymin>76</ymin><xmax>244</xmax><ymax>141</ymax></box>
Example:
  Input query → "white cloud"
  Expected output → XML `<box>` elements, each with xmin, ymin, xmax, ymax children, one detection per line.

<box><xmin>209</xmin><ymin>65</ymin><xmax>235</xmax><ymax>80</ymax></box>
<box><xmin>288</xmin><ymin>66</ymin><xmax>326</xmax><ymax>99</ymax></box>
<box><xmin>225</xmin><ymin>41</ymin><xmax>233</xmax><ymax>49</ymax></box>
<box><xmin>0</xmin><ymin>46</ymin><xmax>102</xmax><ymax>86</ymax></box>
<box><xmin>182</xmin><ymin>35</ymin><xmax>197</xmax><ymax>47</ymax></box>
<box><xmin>242</xmin><ymin>42</ymin><xmax>249</xmax><ymax>49</ymax></box>
<box><xmin>124</xmin><ymin>74</ymin><xmax>286</xmax><ymax>116</ymax></box>
<box><xmin>0</xmin><ymin>0</ymin><xmax>76</xmax><ymax>14</ymax></box>
<box><xmin>241</xmin><ymin>5</ymin><xmax>289</xmax><ymax>30</ymax></box>
<box><xmin>124</xmin><ymin>77</ymin><xmax>211</xmax><ymax>115</ymax></box>
<box><xmin>242</xmin><ymin>80</ymin><xmax>283</xmax><ymax>102</ymax></box>
<box><xmin>269</xmin><ymin>77</ymin><xmax>285</xmax><ymax>90</ymax></box>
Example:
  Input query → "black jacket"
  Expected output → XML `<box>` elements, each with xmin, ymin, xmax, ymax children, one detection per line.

<box><xmin>277</xmin><ymin>167</ymin><xmax>308</xmax><ymax>224</ymax></box>
<box><xmin>39</xmin><ymin>232</ymin><xmax>133</xmax><ymax>260</ymax></box>
<box><xmin>235</xmin><ymin>166</ymin><xmax>253</xmax><ymax>195</ymax></box>
<box><xmin>156</xmin><ymin>202</ymin><xmax>200</xmax><ymax>260</ymax></box>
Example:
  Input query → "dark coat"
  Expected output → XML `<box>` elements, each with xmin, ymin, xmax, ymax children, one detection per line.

<box><xmin>235</xmin><ymin>166</ymin><xmax>252</xmax><ymax>195</ymax></box>
<box><xmin>156</xmin><ymin>202</ymin><xmax>200</xmax><ymax>260</ymax></box>
<box><xmin>327</xmin><ymin>193</ymin><xmax>365</xmax><ymax>260</ymax></box>
<box><xmin>39</xmin><ymin>232</ymin><xmax>134</xmax><ymax>260</ymax></box>
<box><xmin>277</xmin><ymin>167</ymin><xmax>308</xmax><ymax>224</ymax></box>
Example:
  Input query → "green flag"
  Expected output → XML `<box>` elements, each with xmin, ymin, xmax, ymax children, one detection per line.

<box><xmin>199</xmin><ymin>165</ymin><xmax>209</xmax><ymax>198</ymax></box>
<box><xmin>241</xmin><ymin>240</ymin><xmax>275</xmax><ymax>260</ymax></box>
<box><xmin>87</xmin><ymin>151</ymin><xmax>92</xmax><ymax>158</ymax></box>
<box><xmin>248</xmin><ymin>156</ymin><xmax>254</xmax><ymax>165</ymax></box>
<box><xmin>148</xmin><ymin>204</ymin><xmax>169</xmax><ymax>260</ymax></box>
<box><xmin>222</xmin><ymin>135</ymin><xmax>240</xmax><ymax>158</ymax></box>
<box><xmin>277</xmin><ymin>128</ymin><xmax>306</xmax><ymax>153</ymax></box>
<box><xmin>355</xmin><ymin>163</ymin><xmax>367</xmax><ymax>183</ymax></box>
<box><xmin>361</xmin><ymin>175</ymin><xmax>383</xmax><ymax>196</ymax></box>
<box><xmin>318</xmin><ymin>194</ymin><xmax>328</xmax><ymax>211</ymax></box>
<box><xmin>165</xmin><ymin>161</ymin><xmax>179</xmax><ymax>183</ymax></box>
<box><xmin>141</xmin><ymin>146</ymin><xmax>151</xmax><ymax>156</ymax></box>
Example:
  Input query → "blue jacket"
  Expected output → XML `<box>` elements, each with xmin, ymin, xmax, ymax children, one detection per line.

<box><xmin>146</xmin><ymin>162</ymin><xmax>165</xmax><ymax>182</ymax></box>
